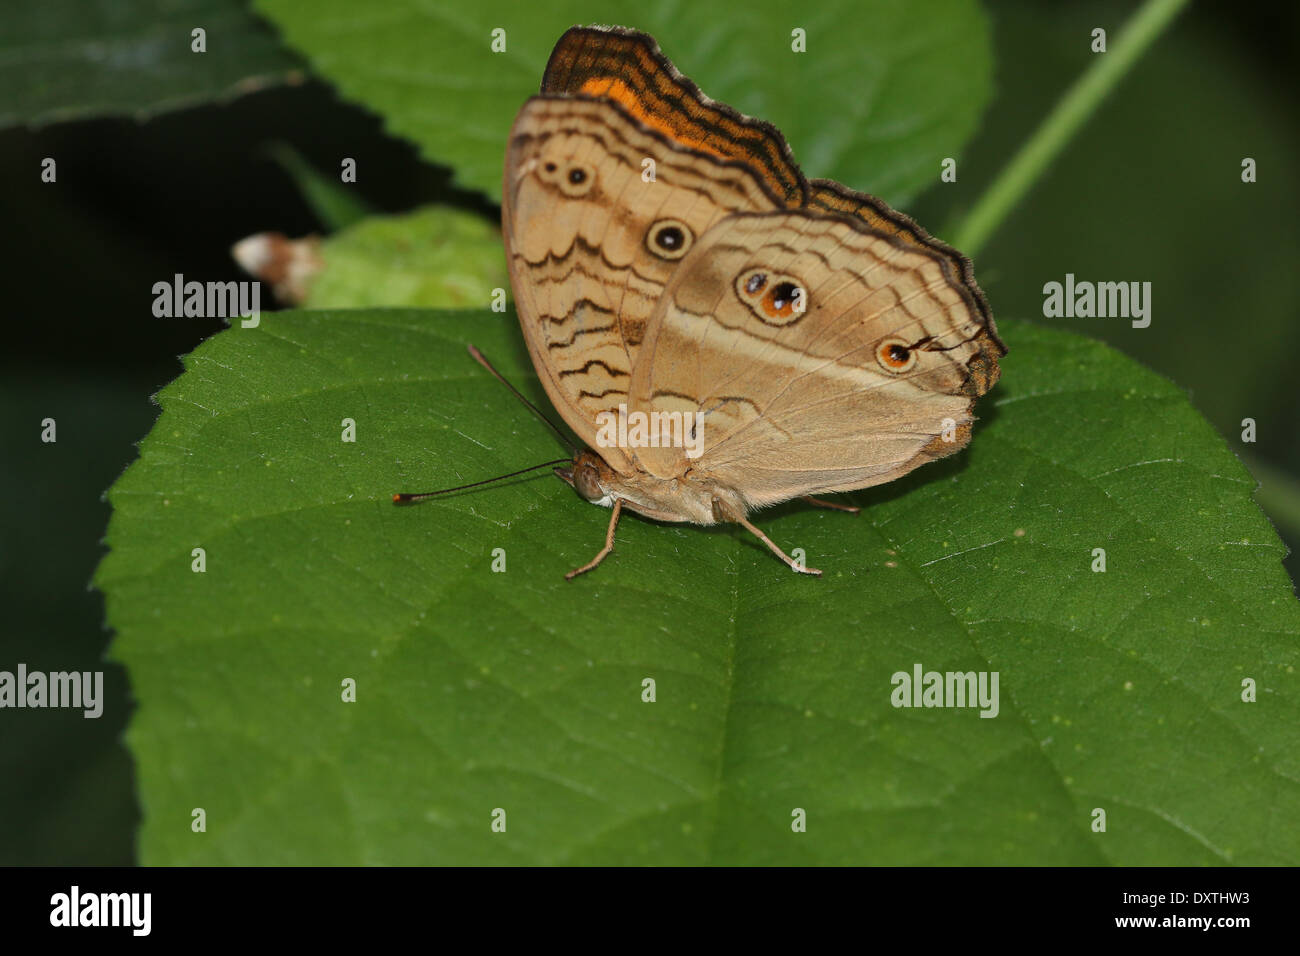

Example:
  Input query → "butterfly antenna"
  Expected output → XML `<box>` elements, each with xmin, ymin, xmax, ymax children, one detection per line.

<box><xmin>393</xmin><ymin>458</ymin><xmax>572</xmax><ymax>504</ymax></box>
<box><xmin>467</xmin><ymin>344</ymin><xmax>576</xmax><ymax>454</ymax></box>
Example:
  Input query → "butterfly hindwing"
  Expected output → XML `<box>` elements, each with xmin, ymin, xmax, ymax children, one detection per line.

<box><xmin>626</xmin><ymin>210</ymin><xmax>992</xmax><ymax>506</ymax></box>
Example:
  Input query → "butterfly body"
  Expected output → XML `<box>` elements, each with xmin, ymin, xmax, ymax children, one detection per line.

<box><xmin>500</xmin><ymin>26</ymin><xmax>1005</xmax><ymax>578</ymax></box>
<box><xmin>558</xmin><ymin>448</ymin><xmax>746</xmax><ymax>526</ymax></box>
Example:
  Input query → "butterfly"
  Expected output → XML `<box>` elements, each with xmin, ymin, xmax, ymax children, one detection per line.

<box><xmin>424</xmin><ymin>25</ymin><xmax>1003</xmax><ymax>580</ymax></box>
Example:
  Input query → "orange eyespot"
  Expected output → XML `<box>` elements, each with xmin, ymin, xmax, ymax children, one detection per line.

<box><xmin>876</xmin><ymin>339</ymin><xmax>917</xmax><ymax>373</ymax></box>
<box><xmin>739</xmin><ymin>269</ymin><xmax>767</xmax><ymax>297</ymax></box>
<box><xmin>763</xmin><ymin>281</ymin><xmax>803</xmax><ymax>318</ymax></box>
<box><xmin>734</xmin><ymin>269</ymin><xmax>807</xmax><ymax>326</ymax></box>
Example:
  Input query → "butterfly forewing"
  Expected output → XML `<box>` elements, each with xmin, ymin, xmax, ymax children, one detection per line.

<box><xmin>503</xmin><ymin>94</ymin><xmax>785</xmax><ymax>464</ymax></box>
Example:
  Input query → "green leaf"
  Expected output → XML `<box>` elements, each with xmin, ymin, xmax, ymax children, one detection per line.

<box><xmin>1</xmin><ymin>0</ymin><xmax>303</xmax><ymax>128</ymax></box>
<box><xmin>304</xmin><ymin>207</ymin><xmax>508</xmax><ymax>308</ymax></box>
<box><xmin>252</xmin><ymin>0</ymin><xmax>992</xmax><ymax>205</ymax></box>
<box><xmin>97</xmin><ymin>309</ymin><xmax>1300</xmax><ymax>865</ymax></box>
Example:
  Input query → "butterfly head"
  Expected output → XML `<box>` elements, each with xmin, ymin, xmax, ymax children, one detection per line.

<box><xmin>555</xmin><ymin>449</ymin><xmax>618</xmax><ymax>508</ymax></box>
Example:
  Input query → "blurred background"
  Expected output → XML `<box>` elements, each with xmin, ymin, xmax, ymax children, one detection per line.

<box><xmin>1</xmin><ymin>0</ymin><xmax>1295</xmax><ymax>864</ymax></box>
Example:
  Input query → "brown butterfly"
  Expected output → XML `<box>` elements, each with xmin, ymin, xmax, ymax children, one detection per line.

<box><xmin>404</xmin><ymin>26</ymin><xmax>1004</xmax><ymax>580</ymax></box>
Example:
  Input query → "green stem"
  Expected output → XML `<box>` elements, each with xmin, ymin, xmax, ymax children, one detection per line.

<box><xmin>952</xmin><ymin>0</ymin><xmax>1192</xmax><ymax>256</ymax></box>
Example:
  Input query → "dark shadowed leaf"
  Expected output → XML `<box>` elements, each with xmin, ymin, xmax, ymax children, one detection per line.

<box><xmin>1</xmin><ymin>0</ymin><xmax>303</xmax><ymax>128</ymax></box>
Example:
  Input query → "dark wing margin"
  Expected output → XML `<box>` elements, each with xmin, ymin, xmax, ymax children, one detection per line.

<box><xmin>542</xmin><ymin>25</ymin><xmax>809</xmax><ymax>206</ymax></box>
<box><xmin>808</xmin><ymin>178</ymin><xmax>1005</xmax><ymax>397</ymax></box>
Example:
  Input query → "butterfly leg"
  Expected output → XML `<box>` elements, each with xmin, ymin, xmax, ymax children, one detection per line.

<box><xmin>801</xmin><ymin>496</ymin><xmax>860</xmax><ymax>515</ymax></box>
<box><xmin>566</xmin><ymin>499</ymin><xmax>624</xmax><ymax>580</ymax></box>
<box><xmin>736</xmin><ymin>515</ymin><xmax>822</xmax><ymax>576</ymax></box>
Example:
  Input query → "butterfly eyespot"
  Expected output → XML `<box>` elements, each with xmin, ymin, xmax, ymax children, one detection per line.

<box><xmin>876</xmin><ymin>339</ymin><xmax>917</xmax><ymax>373</ymax></box>
<box><xmin>766</xmin><ymin>282</ymin><xmax>803</xmax><ymax>315</ymax></box>
<box><xmin>646</xmin><ymin>219</ymin><xmax>693</xmax><ymax>259</ymax></box>
<box><xmin>559</xmin><ymin>162</ymin><xmax>596</xmax><ymax>197</ymax></box>
<box><xmin>735</xmin><ymin>270</ymin><xmax>807</xmax><ymax>325</ymax></box>
<box><xmin>737</xmin><ymin>270</ymin><xmax>768</xmax><ymax>297</ymax></box>
<box><xmin>537</xmin><ymin>157</ymin><xmax>563</xmax><ymax>184</ymax></box>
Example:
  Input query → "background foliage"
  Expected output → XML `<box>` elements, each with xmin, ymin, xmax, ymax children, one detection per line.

<box><xmin>253</xmin><ymin>0</ymin><xmax>991</xmax><ymax>206</ymax></box>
